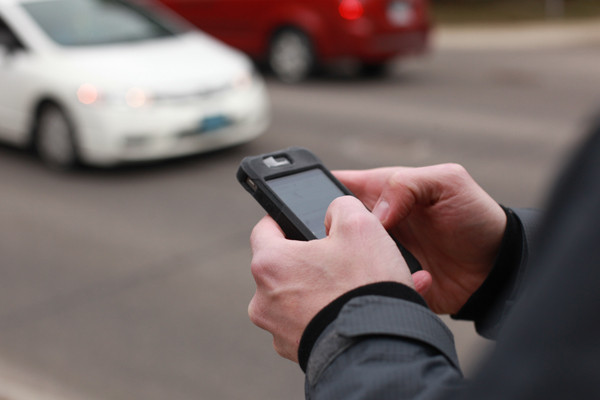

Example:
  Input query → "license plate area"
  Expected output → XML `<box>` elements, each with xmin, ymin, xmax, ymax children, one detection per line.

<box><xmin>200</xmin><ymin>114</ymin><xmax>231</xmax><ymax>133</ymax></box>
<box><xmin>387</xmin><ymin>0</ymin><xmax>414</xmax><ymax>26</ymax></box>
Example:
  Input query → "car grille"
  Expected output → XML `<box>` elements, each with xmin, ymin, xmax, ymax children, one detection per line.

<box><xmin>152</xmin><ymin>83</ymin><xmax>231</xmax><ymax>103</ymax></box>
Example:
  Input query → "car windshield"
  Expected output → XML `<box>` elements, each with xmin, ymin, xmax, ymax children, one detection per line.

<box><xmin>21</xmin><ymin>0</ymin><xmax>186</xmax><ymax>46</ymax></box>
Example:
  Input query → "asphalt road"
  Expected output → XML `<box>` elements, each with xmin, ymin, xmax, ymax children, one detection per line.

<box><xmin>1</xmin><ymin>32</ymin><xmax>600</xmax><ymax>400</ymax></box>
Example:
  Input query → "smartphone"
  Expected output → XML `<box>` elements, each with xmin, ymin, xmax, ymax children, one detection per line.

<box><xmin>237</xmin><ymin>147</ymin><xmax>421</xmax><ymax>272</ymax></box>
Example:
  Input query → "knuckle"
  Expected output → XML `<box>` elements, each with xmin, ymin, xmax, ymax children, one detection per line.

<box><xmin>249</xmin><ymin>256</ymin><xmax>264</xmax><ymax>277</ymax></box>
<box><xmin>388</xmin><ymin>170</ymin><xmax>405</xmax><ymax>188</ymax></box>
<box><xmin>338</xmin><ymin>208</ymin><xmax>375</xmax><ymax>231</ymax></box>
<box><xmin>387</xmin><ymin>170</ymin><xmax>413</xmax><ymax>194</ymax></box>
<box><xmin>329</xmin><ymin>195</ymin><xmax>357</xmax><ymax>209</ymax></box>
<box><xmin>439</xmin><ymin>162</ymin><xmax>468</xmax><ymax>178</ymax></box>
<box><xmin>248</xmin><ymin>296</ymin><xmax>266</xmax><ymax>328</ymax></box>
<box><xmin>439</xmin><ymin>163</ymin><xmax>473</xmax><ymax>189</ymax></box>
<box><xmin>249</xmin><ymin>223</ymin><xmax>263</xmax><ymax>249</ymax></box>
<box><xmin>250</xmin><ymin>250</ymin><xmax>277</xmax><ymax>281</ymax></box>
<box><xmin>247</xmin><ymin>299</ymin><xmax>257</xmax><ymax>321</ymax></box>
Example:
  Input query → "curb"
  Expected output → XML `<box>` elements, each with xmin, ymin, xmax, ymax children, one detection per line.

<box><xmin>434</xmin><ymin>18</ymin><xmax>600</xmax><ymax>50</ymax></box>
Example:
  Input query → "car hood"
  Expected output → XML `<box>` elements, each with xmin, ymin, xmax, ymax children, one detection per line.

<box><xmin>58</xmin><ymin>32</ymin><xmax>250</xmax><ymax>93</ymax></box>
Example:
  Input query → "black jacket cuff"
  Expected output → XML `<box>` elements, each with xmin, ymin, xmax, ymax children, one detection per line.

<box><xmin>451</xmin><ymin>205</ymin><xmax>524</xmax><ymax>337</ymax></box>
<box><xmin>298</xmin><ymin>281</ymin><xmax>427</xmax><ymax>372</ymax></box>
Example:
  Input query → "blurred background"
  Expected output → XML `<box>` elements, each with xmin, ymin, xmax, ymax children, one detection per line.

<box><xmin>1</xmin><ymin>0</ymin><xmax>600</xmax><ymax>399</ymax></box>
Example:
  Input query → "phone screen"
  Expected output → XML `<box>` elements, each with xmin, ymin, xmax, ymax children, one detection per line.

<box><xmin>267</xmin><ymin>168</ymin><xmax>345</xmax><ymax>239</ymax></box>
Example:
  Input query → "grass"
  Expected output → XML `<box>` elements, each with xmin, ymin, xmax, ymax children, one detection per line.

<box><xmin>432</xmin><ymin>0</ymin><xmax>600</xmax><ymax>25</ymax></box>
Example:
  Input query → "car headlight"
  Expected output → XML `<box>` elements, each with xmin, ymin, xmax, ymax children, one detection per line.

<box><xmin>76</xmin><ymin>84</ymin><xmax>153</xmax><ymax>108</ymax></box>
<box><xmin>125</xmin><ymin>87</ymin><xmax>152</xmax><ymax>108</ymax></box>
<box><xmin>76</xmin><ymin>83</ymin><xmax>100</xmax><ymax>105</ymax></box>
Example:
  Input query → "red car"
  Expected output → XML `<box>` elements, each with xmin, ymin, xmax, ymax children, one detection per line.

<box><xmin>157</xmin><ymin>0</ymin><xmax>431</xmax><ymax>82</ymax></box>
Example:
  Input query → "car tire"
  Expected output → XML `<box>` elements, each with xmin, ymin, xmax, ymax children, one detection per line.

<box><xmin>268</xmin><ymin>28</ymin><xmax>314</xmax><ymax>83</ymax></box>
<box><xmin>35</xmin><ymin>103</ymin><xmax>79</xmax><ymax>170</ymax></box>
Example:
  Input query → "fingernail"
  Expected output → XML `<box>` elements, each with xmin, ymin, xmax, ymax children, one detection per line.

<box><xmin>373</xmin><ymin>200</ymin><xmax>389</xmax><ymax>222</ymax></box>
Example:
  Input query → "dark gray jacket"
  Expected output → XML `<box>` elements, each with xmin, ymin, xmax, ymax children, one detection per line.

<box><xmin>301</xmin><ymin>118</ymin><xmax>600</xmax><ymax>399</ymax></box>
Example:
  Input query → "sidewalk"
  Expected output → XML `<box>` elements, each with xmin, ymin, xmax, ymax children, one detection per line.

<box><xmin>435</xmin><ymin>18</ymin><xmax>600</xmax><ymax>50</ymax></box>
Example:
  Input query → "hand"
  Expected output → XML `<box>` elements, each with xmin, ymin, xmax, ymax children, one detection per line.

<box><xmin>248</xmin><ymin>196</ymin><xmax>415</xmax><ymax>362</ymax></box>
<box><xmin>335</xmin><ymin>164</ymin><xmax>506</xmax><ymax>315</ymax></box>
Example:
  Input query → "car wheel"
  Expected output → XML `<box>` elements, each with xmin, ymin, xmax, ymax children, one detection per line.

<box><xmin>35</xmin><ymin>103</ymin><xmax>79</xmax><ymax>170</ymax></box>
<box><xmin>268</xmin><ymin>28</ymin><xmax>314</xmax><ymax>83</ymax></box>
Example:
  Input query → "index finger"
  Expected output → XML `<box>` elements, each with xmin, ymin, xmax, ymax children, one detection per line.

<box><xmin>333</xmin><ymin>168</ymin><xmax>395</xmax><ymax>209</ymax></box>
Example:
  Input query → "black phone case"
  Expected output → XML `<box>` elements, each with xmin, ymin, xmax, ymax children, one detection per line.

<box><xmin>237</xmin><ymin>147</ymin><xmax>351</xmax><ymax>241</ymax></box>
<box><xmin>237</xmin><ymin>147</ymin><xmax>421</xmax><ymax>272</ymax></box>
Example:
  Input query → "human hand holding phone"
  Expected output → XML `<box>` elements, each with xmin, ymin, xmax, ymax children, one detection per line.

<box><xmin>247</xmin><ymin>195</ymin><xmax>416</xmax><ymax>362</ymax></box>
<box><xmin>237</xmin><ymin>147</ymin><xmax>421</xmax><ymax>272</ymax></box>
<box><xmin>334</xmin><ymin>164</ymin><xmax>507</xmax><ymax>315</ymax></box>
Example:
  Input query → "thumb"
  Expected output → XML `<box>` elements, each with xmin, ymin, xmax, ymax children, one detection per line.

<box><xmin>371</xmin><ymin>167</ymin><xmax>444</xmax><ymax>228</ymax></box>
<box><xmin>324</xmin><ymin>196</ymin><xmax>372</xmax><ymax>237</ymax></box>
<box><xmin>371</xmin><ymin>174</ymin><xmax>417</xmax><ymax>228</ymax></box>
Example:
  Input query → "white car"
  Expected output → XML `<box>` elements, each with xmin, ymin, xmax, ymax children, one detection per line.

<box><xmin>0</xmin><ymin>0</ymin><xmax>270</xmax><ymax>168</ymax></box>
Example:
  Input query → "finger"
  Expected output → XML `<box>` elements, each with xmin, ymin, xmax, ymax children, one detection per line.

<box><xmin>371</xmin><ymin>178</ymin><xmax>414</xmax><ymax>227</ymax></box>
<box><xmin>412</xmin><ymin>270</ymin><xmax>432</xmax><ymax>296</ymax></box>
<box><xmin>371</xmin><ymin>165</ymin><xmax>450</xmax><ymax>227</ymax></box>
<box><xmin>250</xmin><ymin>215</ymin><xmax>285</xmax><ymax>251</ymax></box>
<box><xmin>333</xmin><ymin>169</ymin><xmax>394</xmax><ymax>209</ymax></box>
<box><xmin>324</xmin><ymin>195</ymin><xmax>375</xmax><ymax>237</ymax></box>
<box><xmin>374</xmin><ymin>163</ymin><xmax>481</xmax><ymax>228</ymax></box>
<box><xmin>332</xmin><ymin>170</ymin><xmax>371</xmax><ymax>195</ymax></box>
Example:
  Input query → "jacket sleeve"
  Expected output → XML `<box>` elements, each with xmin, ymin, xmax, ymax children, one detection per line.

<box><xmin>305</xmin><ymin>296</ymin><xmax>463</xmax><ymax>400</ymax></box>
<box><xmin>451</xmin><ymin>206</ymin><xmax>541</xmax><ymax>338</ymax></box>
<box><xmin>303</xmin><ymin>207</ymin><xmax>543</xmax><ymax>399</ymax></box>
<box><xmin>304</xmin><ymin>117</ymin><xmax>600</xmax><ymax>400</ymax></box>
<box><xmin>304</xmin><ymin>196</ymin><xmax>600</xmax><ymax>400</ymax></box>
